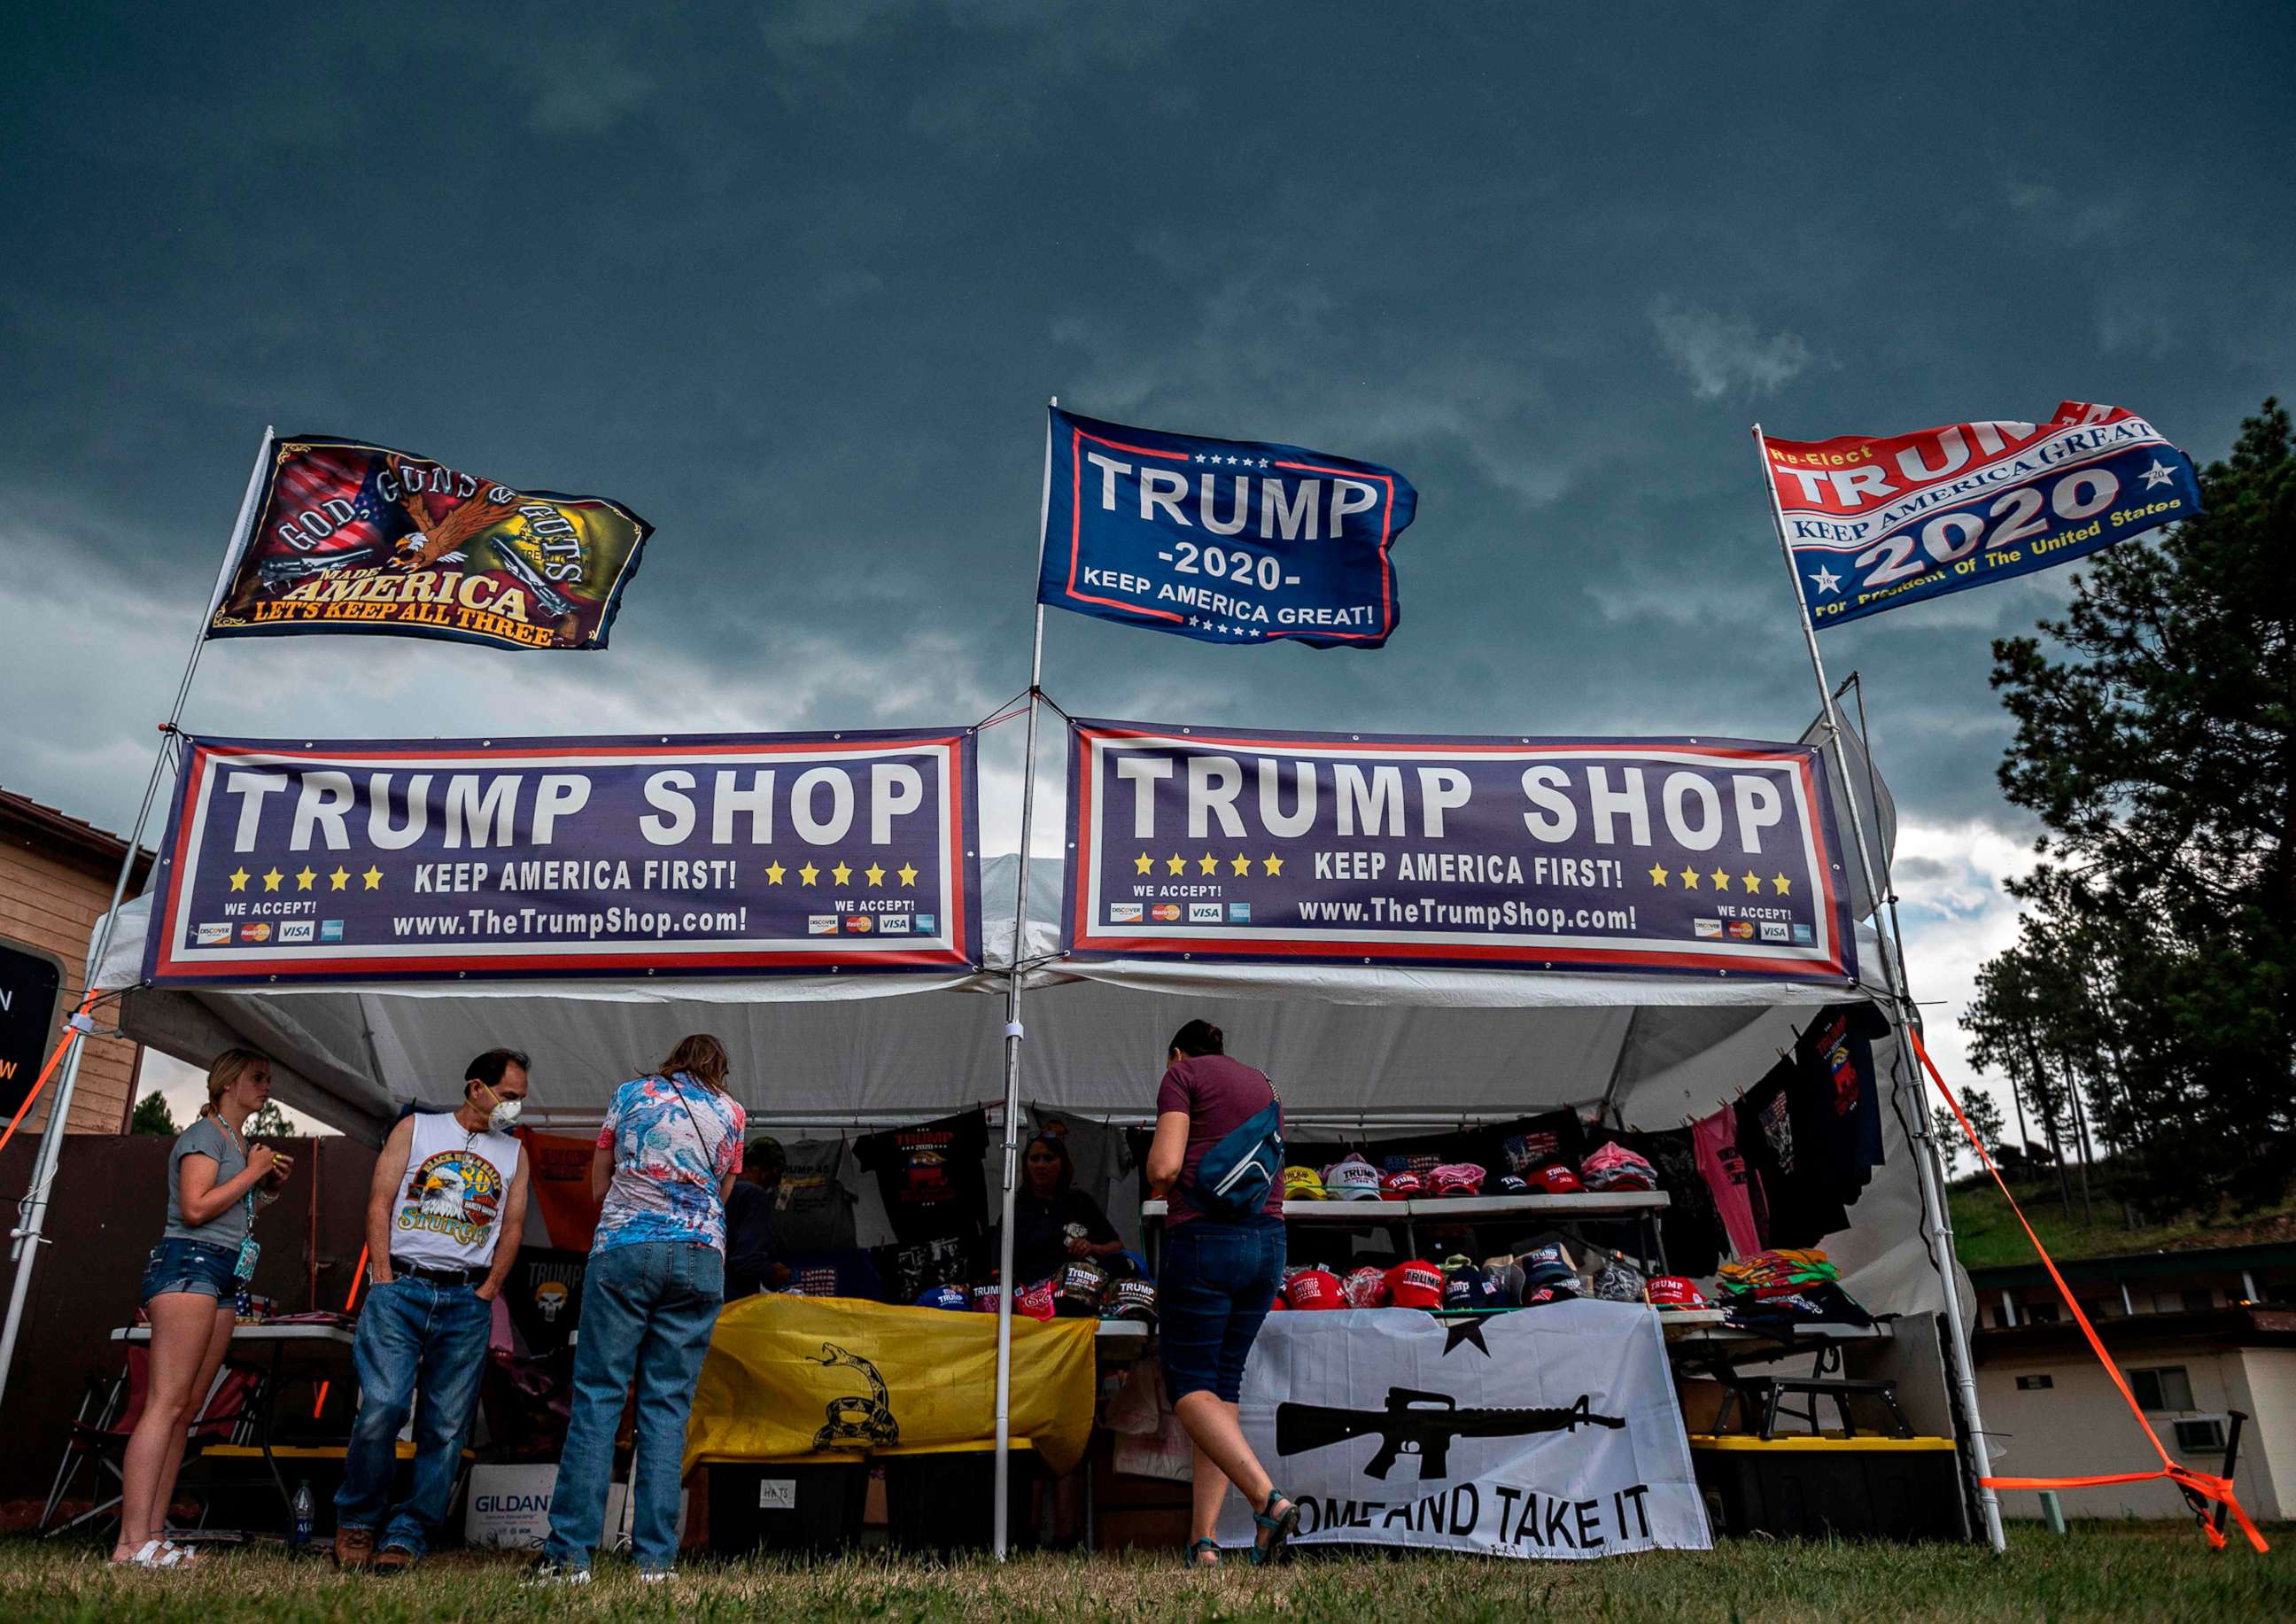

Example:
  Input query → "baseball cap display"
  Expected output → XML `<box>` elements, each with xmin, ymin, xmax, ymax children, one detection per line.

<box><xmin>1283</xmin><ymin>1266</ymin><xmax>1345</xmax><ymax>1310</ymax></box>
<box><xmin>1014</xmin><ymin>1278</ymin><xmax>1058</xmax><ymax>1321</ymax></box>
<box><xmin>1283</xmin><ymin>1165</ymin><xmax>1328</xmax><ymax>1201</ymax></box>
<box><xmin>1342</xmin><ymin>1265</ymin><xmax>1392</xmax><ymax>1309</ymax></box>
<box><xmin>1107</xmin><ymin>1275</ymin><xmax>1159</xmax><ymax>1322</ymax></box>
<box><xmin>1443</xmin><ymin>1261</ymin><xmax>1499</xmax><ymax>1309</ymax></box>
<box><xmin>1594</xmin><ymin>1258</ymin><xmax>1648</xmax><ymax>1302</ymax></box>
<box><xmin>1645</xmin><ymin>1275</ymin><xmax>1708</xmax><ymax>1309</ymax></box>
<box><xmin>1322</xmin><ymin>1156</ymin><xmax>1385</xmax><ymax>1201</ymax></box>
<box><xmin>914</xmin><ymin>1284</ymin><xmax>971</xmax><ymax>1312</ymax></box>
<box><xmin>1533</xmin><ymin>1164</ymin><xmax>1585</xmax><ymax>1195</ymax></box>
<box><xmin>1383</xmin><ymin>1259</ymin><xmax>1447</xmax><ymax>1309</ymax></box>
<box><xmin>1522</xmin><ymin>1285</ymin><xmax>1580</xmax><ymax>1306</ymax></box>
<box><xmin>1482</xmin><ymin>1258</ymin><xmax>1525</xmax><ymax>1305</ymax></box>
<box><xmin>1579</xmin><ymin>1141</ymin><xmax>1657</xmax><ymax>1193</ymax></box>
<box><xmin>1493</xmin><ymin>1174</ymin><xmax>1529</xmax><ymax>1196</ymax></box>
<box><xmin>1429</xmin><ymin>1162</ymin><xmax>1486</xmax><ymax>1197</ymax></box>
<box><xmin>1051</xmin><ymin>1258</ymin><xmax>1110</xmax><ymax>1317</ymax></box>
<box><xmin>1378</xmin><ymin>1170</ymin><xmax>1423</xmax><ymax>1201</ymax></box>
<box><xmin>969</xmin><ymin>1279</ymin><xmax>1002</xmax><ymax>1314</ymax></box>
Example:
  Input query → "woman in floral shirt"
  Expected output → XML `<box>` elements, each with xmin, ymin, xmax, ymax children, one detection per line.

<box><xmin>533</xmin><ymin>1035</ymin><xmax>745</xmax><ymax>1582</ymax></box>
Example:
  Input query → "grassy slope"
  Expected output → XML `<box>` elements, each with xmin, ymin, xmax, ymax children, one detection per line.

<box><xmin>1949</xmin><ymin>1177</ymin><xmax>2296</xmax><ymax>1272</ymax></box>
<box><xmin>1</xmin><ymin>1528</ymin><xmax>2289</xmax><ymax>1624</ymax></box>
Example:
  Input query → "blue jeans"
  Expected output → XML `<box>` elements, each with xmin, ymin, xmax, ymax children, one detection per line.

<box><xmin>1158</xmin><ymin>1218</ymin><xmax>1284</xmax><ymax>1403</ymax></box>
<box><xmin>544</xmin><ymin>1240</ymin><xmax>724</xmax><ymax>1572</ymax></box>
<box><xmin>334</xmin><ymin>1276</ymin><xmax>492</xmax><ymax>1556</ymax></box>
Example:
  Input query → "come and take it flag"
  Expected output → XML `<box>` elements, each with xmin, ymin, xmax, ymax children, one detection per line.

<box><xmin>1037</xmin><ymin>406</ymin><xmax>1416</xmax><ymax>649</ymax></box>
<box><xmin>208</xmin><ymin>434</ymin><xmax>651</xmax><ymax>650</ymax></box>
<box><xmin>1765</xmin><ymin>402</ymin><xmax>2200</xmax><ymax>627</ymax></box>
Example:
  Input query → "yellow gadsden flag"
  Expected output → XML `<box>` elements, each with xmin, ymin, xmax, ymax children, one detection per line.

<box><xmin>684</xmin><ymin>1296</ymin><xmax>1098</xmax><ymax>1476</ymax></box>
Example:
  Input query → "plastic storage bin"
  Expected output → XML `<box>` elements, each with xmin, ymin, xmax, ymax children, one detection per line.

<box><xmin>704</xmin><ymin>1456</ymin><xmax>869</xmax><ymax>1555</ymax></box>
<box><xmin>1689</xmin><ymin>1434</ymin><xmax>1967</xmax><ymax>1542</ymax></box>
<box><xmin>879</xmin><ymin>1441</ymin><xmax>1040</xmax><ymax>1556</ymax></box>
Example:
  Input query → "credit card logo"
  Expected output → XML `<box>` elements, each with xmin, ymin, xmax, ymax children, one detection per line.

<box><xmin>1107</xmin><ymin>902</ymin><xmax>1144</xmax><ymax>924</ymax></box>
<box><xmin>240</xmin><ymin>922</ymin><xmax>272</xmax><ymax>944</ymax></box>
<box><xmin>1758</xmin><ymin>921</ymin><xmax>1789</xmax><ymax>943</ymax></box>
<box><xmin>1726</xmin><ymin>920</ymin><xmax>1756</xmax><ymax>940</ymax></box>
<box><xmin>278</xmin><ymin>921</ymin><xmax>315</xmax><ymax>944</ymax></box>
<box><xmin>878</xmin><ymin>913</ymin><xmax>912</xmax><ymax>934</ymax></box>
<box><xmin>843</xmin><ymin>915</ymin><xmax>874</xmax><ymax>934</ymax></box>
<box><xmin>1692</xmin><ymin>919</ymin><xmax>1722</xmax><ymax>940</ymax></box>
<box><xmin>1187</xmin><ymin>902</ymin><xmax>1223</xmax><ymax>924</ymax></box>
<box><xmin>808</xmin><ymin>915</ymin><xmax>839</xmax><ymax>936</ymax></box>
<box><xmin>1791</xmin><ymin>922</ymin><xmax>1813</xmax><ymax>944</ymax></box>
<box><xmin>321</xmin><ymin>920</ymin><xmax>345</xmax><ymax>943</ymax></box>
<box><xmin>1152</xmin><ymin>903</ymin><xmax>1182</xmax><ymax>922</ymax></box>
<box><xmin>1227</xmin><ymin>902</ymin><xmax>1252</xmax><ymax>923</ymax></box>
<box><xmin>196</xmin><ymin>922</ymin><xmax>231</xmax><ymax>946</ymax></box>
<box><xmin>912</xmin><ymin>913</ymin><xmax>935</xmax><ymax>934</ymax></box>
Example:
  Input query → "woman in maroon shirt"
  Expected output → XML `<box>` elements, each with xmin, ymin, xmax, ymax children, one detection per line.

<box><xmin>1143</xmin><ymin>1019</ymin><xmax>1298</xmax><ymax>1566</ymax></box>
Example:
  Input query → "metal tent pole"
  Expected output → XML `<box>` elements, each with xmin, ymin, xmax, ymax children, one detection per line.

<box><xmin>0</xmin><ymin>426</ymin><xmax>275</xmax><ymax>1419</ymax></box>
<box><xmin>992</xmin><ymin>400</ymin><xmax>1057</xmax><ymax>1559</ymax></box>
<box><xmin>1750</xmin><ymin>424</ymin><xmax>2007</xmax><ymax>1551</ymax></box>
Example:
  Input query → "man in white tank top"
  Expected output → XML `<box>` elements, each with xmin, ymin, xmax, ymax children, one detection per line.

<box><xmin>334</xmin><ymin>1049</ymin><xmax>531</xmax><ymax>1574</ymax></box>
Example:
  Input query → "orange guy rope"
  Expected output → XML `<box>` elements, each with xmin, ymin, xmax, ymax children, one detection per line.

<box><xmin>311</xmin><ymin>1242</ymin><xmax>371</xmax><ymax>1419</ymax></box>
<box><xmin>0</xmin><ymin>996</ymin><xmax>98</xmax><ymax>1157</ymax></box>
<box><xmin>1912</xmin><ymin>1029</ymin><xmax>2266</xmax><ymax>1551</ymax></box>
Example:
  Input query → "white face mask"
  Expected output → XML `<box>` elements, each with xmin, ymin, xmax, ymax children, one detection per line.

<box><xmin>487</xmin><ymin>1096</ymin><xmax>524</xmax><ymax>1133</ymax></box>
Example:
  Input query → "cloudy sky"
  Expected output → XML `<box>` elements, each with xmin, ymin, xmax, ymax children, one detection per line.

<box><xmin>4</xmin><ymin>4</ymin><xmax>2291</xmax><ymax>1125</ymax></box>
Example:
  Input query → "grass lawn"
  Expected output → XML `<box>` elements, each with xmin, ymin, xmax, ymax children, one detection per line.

<box><xmin>1948</xmin><ymin>1176</ymin><xmax>2296</xmax><ymax>1272</ymax></box>
<box><xmin>1</xmin><ymin>1526</ymin><xmax>2289</xmax><ymax>1623</ymax></box>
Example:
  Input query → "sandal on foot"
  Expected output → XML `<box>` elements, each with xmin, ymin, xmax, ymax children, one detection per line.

<box><xmin>117</xmin><ymin>1540</ymin><xmax>192</xmax><ymax>1570</ymax></box>
<box><xmin>1183</xmin><ymin>1537</ymin><xmax>1222</xmax><ymax>1567</ymax></box>
<box><xmin>1248</xmin><ymin>1491</ymin><xmax>1300</xmax><ymax>1566</ymax></box>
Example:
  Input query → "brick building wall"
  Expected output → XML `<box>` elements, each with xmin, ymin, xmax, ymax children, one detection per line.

<box><xmin>0</xmin><ymin>789</ymin><xmax>151</xmax><ymax>1134</ymax></box>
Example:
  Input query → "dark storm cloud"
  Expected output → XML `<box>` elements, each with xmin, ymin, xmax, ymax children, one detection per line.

<box><xmin>2</xmin><ymin>4</ymin><xmax>2291</xmax><ymax>1096</ymax></box>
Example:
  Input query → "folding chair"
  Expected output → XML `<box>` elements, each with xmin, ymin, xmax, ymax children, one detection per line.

<box><xmin>38</xmin><ymin>1339</ymin><xmax>260</xmax><ymax>1541</ymax></box>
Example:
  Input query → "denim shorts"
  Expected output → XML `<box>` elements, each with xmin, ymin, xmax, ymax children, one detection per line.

<box><xmin>140</xmin><ymin>1237</ymin><xmax>239</xmax><ymax>1303</ymax></box>
<box><xmin>1157</xmin><ymin>1217</ymin><xmax>1284</xmax><ymax>1403</ymax></box>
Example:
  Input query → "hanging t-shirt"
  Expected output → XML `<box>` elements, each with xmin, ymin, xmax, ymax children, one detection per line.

<box><xmin>1612</xmin><ymin>1126</ymin><xmax>1727</xmax><ymax>1278</ymax></box>
<box><xmin>1026</xmin><ymin>1107</ymin><xmax>1132</xmax><ymax>1228</ymax></box>
<box><xmin>1796</xmin><ymin>1002</ymin><xmax>1891</xmax><ymax>1202</ymax></box>
<box><xmin>1691</xmin><ymin>1107</ymin><xmax>1763</xmax><ymax>1259</ymax></box>
<box><xmin>772</xmin><ymin>1137</ymin><xmax>860</xmax><ymax>1253</ymax></box>
<box><xmin>870</xmin><ymin>1232</ymin><xmax>982</xmax><ymax>1303</ymax></box>
<box><xmin>853</xmin><ymin>1109</ymin><xmax>992</xmax><ymax>1245</ymax></box>
<box><xmin>1734</xmin><ymin>1060</ymin><xmax>1848</xmax><ymax>1249</ymax></box>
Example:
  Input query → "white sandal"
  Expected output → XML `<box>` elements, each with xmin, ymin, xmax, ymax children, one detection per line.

<box><xmin>116</xmin><ymin>1539</ymin><xmax>193</xmax><ymax>1569</ymax></box>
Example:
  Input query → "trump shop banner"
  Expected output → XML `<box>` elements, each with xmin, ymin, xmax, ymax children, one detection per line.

<box><xmin>143</xmin><ymin>729</ymin><xmax>980</xmax><ymax>983</ymax></box>
<box><xmin>1063</xmin><ymin>719</ymin><xmax>1856</xmax><ymax>981</ymax></box>
<box><xmin>1037</xmin><ymin>406</ymin><xmax>1416</xmax><ymax>649</ymax></box>
<box><xmin>1765</xmin><ymin>401</ymin><xmax>2201</xmax><ymax>627</ymax></box>
<box><xmin>1215</xmin><ymin>1302</ymin><xmax>1709</xmax><ymax>1558</ymax></box>
<box><xmin>207</xmin><ymin>434</ymin><xmax>651</xmax><ymax>650</ymax></box>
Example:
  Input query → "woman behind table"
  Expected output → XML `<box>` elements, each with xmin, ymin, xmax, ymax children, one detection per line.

<box><xmin>532</xmin><ymin>1034</ymin><xmax>745</xmax><ymax>1583</ymax></box>
<box><xmin>1010</xmin><ymin>1131</ymin><xmax>1123</xmax><ymax>1286</ymax></box>
<box><xmin>116</xmin><ymin>1049</ymin><xmax>291</xmax><ymax>1568</ymax></box>
<box><xmin>1143</xmin><ymin>1019</ymin><xmax>1299</xmax><ymax>1567</ymax></box>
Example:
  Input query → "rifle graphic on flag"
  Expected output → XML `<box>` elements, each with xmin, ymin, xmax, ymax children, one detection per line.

<box><xmin>1036</xmin><ymin>406</ymin><xmax>1416</xmax><ymax>649</ymax></box>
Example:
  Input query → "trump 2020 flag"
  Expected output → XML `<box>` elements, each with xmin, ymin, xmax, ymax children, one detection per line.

<box><xmin>207</xmin><ymin>434</ymin><xmax>651</xmax><ymax>651</ymax></box>
<box><xmin>1037</xmin><ymin>406</ymin><xmax>1416</xmax><ymax>649</ymax></box>
<box><xmin>1764</xmin><ymin>401</ymin><xmax>2200</xmax><ymax>627</ymax></box>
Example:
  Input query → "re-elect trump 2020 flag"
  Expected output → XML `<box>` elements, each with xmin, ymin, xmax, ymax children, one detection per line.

<box><xmin>207</xmin><ymin>434</ymin><xmax>651</xmax><ymax>650</ymax></box>
<box><xmin>1037</xmin><ymin>407</ymin><xmax>1416</xmax><ymax>648</ymax></box>
<box><xmin>1765</xmin><ymin>402</ymin><xmax>2200</xmax><ymax>627</ymax></box>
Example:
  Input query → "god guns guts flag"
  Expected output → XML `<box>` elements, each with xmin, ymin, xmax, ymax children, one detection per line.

<box><xmin>1037</xmin><ymin>407</ymin><xmax>1416</xmax><ymax>649</ymax></box>
<box><xmin>1764</xmin><ymin>402</ymin><xmax>2200</xmax><ymax>627</ymax></box>
<box><xmin>206</xmin><ymin>435</ymin><xmax>651</xmax><ymax>651</ymax></box>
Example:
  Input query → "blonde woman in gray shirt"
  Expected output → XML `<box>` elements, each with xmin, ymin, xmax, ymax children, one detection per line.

<box><xmin>114</xmin><ymin>1049</ymin><xmax>291</xmax><ymax>1567</ymax></box>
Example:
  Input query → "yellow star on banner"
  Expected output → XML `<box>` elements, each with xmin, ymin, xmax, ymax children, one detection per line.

<box><xmin>1166</xmin><ymin>853</ymin><xmax>1186</xmax><ymax>875</ymax></box>
<box><xmin>261</xmin><ymin>868</ymin><xmax>283</xmax><ymax>892</ymax></box>
<box><xmin>330</xmin><ymin>866</ymin><xmax>350</xmax><ymax>891</ymax></box>
<box><xmin>1679</xmin><ymin>867</ymin><xmax>1699</xmax><ymax>889</ymax></box>
<box><xmin>228</xmin><ymin>867</ymin><xmax>250</xmax><ymax>892</ymax></box>
<box><xmin>361</xmin><ymin>866</ymin><xmax>384</xmax><ymax>890</ymax></box>
<box><xmin>1647</xmin><ymin>862</ymin><xmax>1669</xmax><ymax>887</ymax></box>
<box><xmin>1198</xmin><ymin>852</ymin><xmax>1219</xmax><ymax>875</ymax></box>
<box><xmin>296</xmin><ymin>866</ymin><xmax>316</xmax><ymax>891</ymax></box>
<box><xmin>865</xmin><ymin>862</ymin><xmax>886</xmax><ymax>887</ymax></box>
<box><xmin>1710</xmin><ymin>868</ymin><xmax>1730</xmax><ymax>890</ymax></box>
<box><xmin>1262</xmin><ymin>854</ymin><xmax>1284</xmax><ymax>876</ymax></box>
<box><xmin>1133</xmin><ymin>851</ymin><xmax>1154</xmax><ymax>875</ymax></box>
<box><xmin>831</xmin><ymin>860</ymin><xmax>853</xmax><ymax>887</ymax></box>
<box><xmin>764</xmin><ymin>860</ymin><xmax>787</xmax><ymax>885</ymax></box>
<box><xmin>897</xmin><ymin>861</ymin><xmax>919</xmax><ymax>886</ymax></box>
<box><xmin>798</xmin><ymin>862</ymin><xmax>819</xmax><ymax>886</ymax></box>
<box><xmin>1741</xmin><ymin>871</ymin><xmax>1760</xmax><ymax>893</ymax></box>
<box><xmin>1230</xmin><ymin>853</ymin><xmax>1253</xmax><ymax>876</ymax></box>
<box><xmin>1772</xmin><ymin>874</ymin><xmax>1793</xmax><ymax>895</ymax></box>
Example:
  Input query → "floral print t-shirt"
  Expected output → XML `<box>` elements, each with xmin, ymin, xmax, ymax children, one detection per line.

<box><xmin>592</xmin><ymin>1072</ymin><xmax>746</xmax><ymax>1256</ymax></box>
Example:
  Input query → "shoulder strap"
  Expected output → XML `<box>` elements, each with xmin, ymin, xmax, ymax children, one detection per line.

<box><xmin>662</xmin><ymin>1073</ymin><xmax>726</xmax><ymax>1182</ymax></box>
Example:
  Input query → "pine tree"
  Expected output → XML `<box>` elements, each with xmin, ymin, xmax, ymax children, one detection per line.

<box><xmin>129</xmin><ymin>1091</ymin><xmax>177</xmax><ymax>1136</ymax></box>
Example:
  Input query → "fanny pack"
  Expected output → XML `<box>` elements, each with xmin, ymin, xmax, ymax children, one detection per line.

<box><xmin>1191</xmin><ymin>1076</ymin><xmax>1284</xmax><ymax>1222</ymax></box>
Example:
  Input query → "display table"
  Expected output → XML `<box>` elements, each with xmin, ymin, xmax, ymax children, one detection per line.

<box><xmin>1140</xmin><ymin>1190</ymin><xmax>1672</xmax><ymax>1274</ymax></box>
